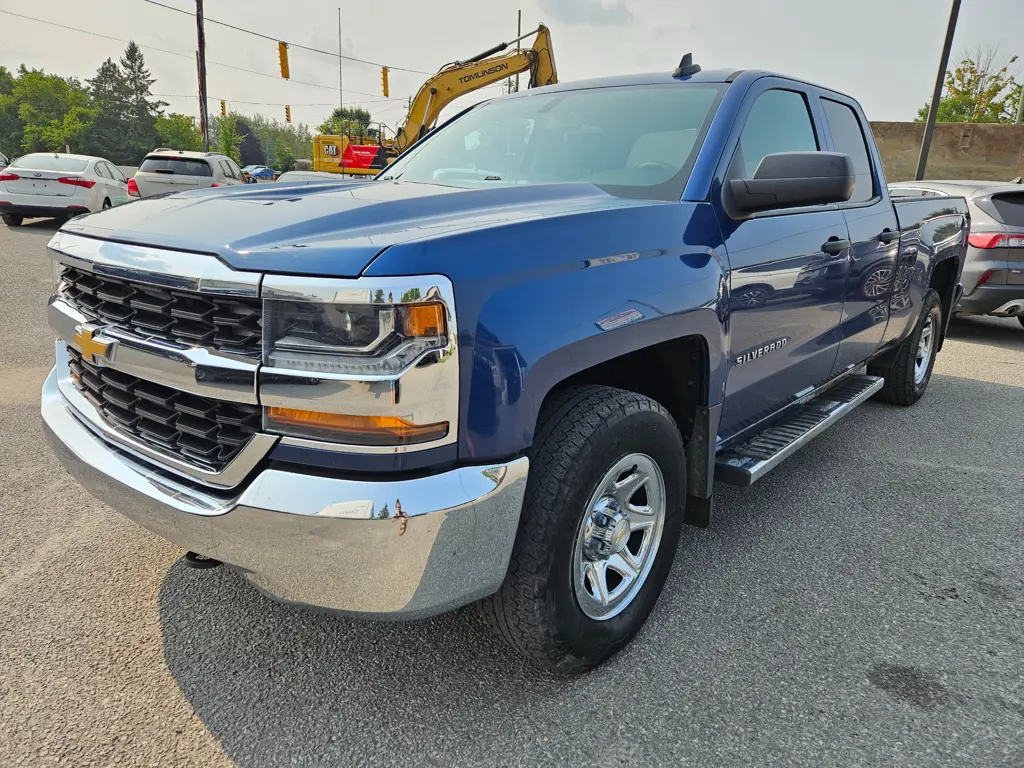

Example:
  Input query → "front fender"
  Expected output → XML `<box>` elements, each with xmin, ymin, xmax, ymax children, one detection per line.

<box><xmin>369</xmin><ymin>200</ymin><xmax>728</xmax><ymax>462</ymax></box>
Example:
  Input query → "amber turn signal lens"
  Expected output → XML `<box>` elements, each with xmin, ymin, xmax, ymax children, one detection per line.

<box><xmin>400</xmin><ymin>302</ymin><xmax>446</xmax><ymax>338</ymax></box>
<box><xmin>267</xmin><ymin>407</ymin><xmax>449</xmax><ymax>446</ymax></box>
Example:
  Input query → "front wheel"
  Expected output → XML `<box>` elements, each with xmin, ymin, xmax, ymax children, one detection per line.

<box><xmin>870</xmin><ymin>288</ymin><xmax>942</xmax><ymax>405</ymax></box>
<box><xmin>478</xmin><ymin>385</ymin><xmax>686</xmax><ymax>673</ymax></box>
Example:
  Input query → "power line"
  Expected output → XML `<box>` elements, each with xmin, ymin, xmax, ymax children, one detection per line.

<box><xmin>0</xmin><ymin>9</ymin><xmax>399</xmax><ymax>97</ymax></box>
<box><xmin>139</xmin><ymin>0</ymin><xmax>431</xmax><ymax>74</ymax></box>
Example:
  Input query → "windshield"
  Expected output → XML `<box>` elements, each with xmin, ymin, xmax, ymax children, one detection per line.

<box><xmin>383</xmin><ymin>84</ymin><xmax>726</xmax><ymax>201</ymax></box>
<box><xmin>10</xmin><ymin>155</ymin><xmax>88</xmax><ymax>172</ymax></box>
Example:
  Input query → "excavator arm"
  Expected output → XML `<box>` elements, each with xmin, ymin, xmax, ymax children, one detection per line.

<box><xmin>392</xmin><ymin>24</ymin><xmax>557</xmax><ymax>152</ymax></box>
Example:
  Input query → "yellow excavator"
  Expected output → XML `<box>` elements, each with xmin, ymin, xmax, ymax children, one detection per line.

<box><xmin>311</xmin><ymin>25</ymin><xmax>557</xmax><ymax>175</ymax></box>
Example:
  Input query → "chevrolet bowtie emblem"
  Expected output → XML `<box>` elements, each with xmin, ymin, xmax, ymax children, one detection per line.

<box><xmin>73</xmin><ymin>324</ymin><xmax>115</xmax><ymax>364</ymax></box>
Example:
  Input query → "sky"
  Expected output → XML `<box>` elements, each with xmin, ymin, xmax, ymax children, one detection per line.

<box><xmin>2</xmin><ymin>0</ymin><xmax>1023</xmax><ymax>134</ymax></box>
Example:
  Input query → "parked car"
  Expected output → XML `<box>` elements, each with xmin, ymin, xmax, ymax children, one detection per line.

<box><xmin>241</xmin><ymin>164</ymin><xmax>277</xmax><ymax>182</ymax></box>
<box><xmin>41</xmin><ymin>62</ymin><xmax>969</xmax><ymax>673</ymax></box>
<box><xmin>0</xmin><ymin>153</ymin><xmax>131</xmax><ymax>226</ymax></box>
<box><xmin>132</xmin><ymin>150</ymin><xmax>247</xmax><ymax>198</ymax></box>
<box><xmin>890</xmin><ymin>180</ymin><xmax>1024</xmax><ymax>327</ymax></box>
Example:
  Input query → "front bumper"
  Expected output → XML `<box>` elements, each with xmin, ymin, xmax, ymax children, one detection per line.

<box><xmin>41</xmin><ymin>365</ymin><xmax>529</xmax><ymax>619</ymax></box>
<box><xmin>956</xmin><ymin>284</ymin><xmax>1024</xmax><ymax>316</ymax></box>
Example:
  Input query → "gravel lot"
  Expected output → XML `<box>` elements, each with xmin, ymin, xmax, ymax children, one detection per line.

<box><xmin>1</xmin><ymin>218</ymin><xmax>1021</xmax><ymax>767</ymax></box>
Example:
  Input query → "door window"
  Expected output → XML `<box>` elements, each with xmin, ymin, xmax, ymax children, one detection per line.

<box><xmin>227</xmin><ymin>159</ymin><xmax>243</xmax><ymax>180</ymax></box>
<box><xmin>106</xmin><ymin>163</ymin><xmax>126</xmax><ymax>182</ymax></box>
<box><xmin>93</xmin><ymin>162</ymin><xmax>110</xmax><ymax>179</ymax></box>
<box><xmin>731</xmin><ymin>89</ymin><xmax>818</xmax><ymax>180</ymax></box>
<box><xmin>821</xmin><ymin>99</ymin><xmax>875</xmax><ymax>203</ymax></box>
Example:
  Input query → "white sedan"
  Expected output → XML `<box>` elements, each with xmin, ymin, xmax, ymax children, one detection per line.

<box><xmin>0</xmin><ymin>153</ymin><xmax>133</xmax><ymax>227</ymax></box>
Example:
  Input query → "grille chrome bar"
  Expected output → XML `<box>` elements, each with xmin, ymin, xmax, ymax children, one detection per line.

<box><xmin>54</xmin><ymin>342</ymin><xmax>276</xmax><ymax>489</ymax></box>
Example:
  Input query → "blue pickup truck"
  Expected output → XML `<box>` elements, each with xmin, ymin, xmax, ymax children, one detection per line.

<box><xmin>41</xmin><ymin>59</ymin><xmax>969</xmax><ymax>672</ymax></box>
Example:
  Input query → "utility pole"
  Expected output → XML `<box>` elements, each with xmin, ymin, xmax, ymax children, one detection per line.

<box><xmin>196</xmin><ymin>0</ymin><xmax>209</xmax><ymax>151</ymax></box>
<box><xmin>515</xmin><ymin>10</ymin><xmax>522</xmax><ymax>93</ymax></box>
<box><xmin>1016</xmin><ymin>85</ymin><xmax>1024</xmax><ymax>124</ymax></box>
<box><xmin>916</xmin><ymin>0</ymin><xmax>960</xmax><ymax>180</ymax></box>
<box><xmin>338</xmin><ymin>8</ymin><xmax>344</xmax><ymax>174</ymax></box>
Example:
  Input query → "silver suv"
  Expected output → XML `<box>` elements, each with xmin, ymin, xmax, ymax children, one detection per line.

<box><xmin>133</xmin><ymin>150</ymin><xmax>246</xmax><ymax>197</ymax></box>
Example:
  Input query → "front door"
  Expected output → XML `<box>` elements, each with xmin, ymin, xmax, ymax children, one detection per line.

<box><xmin>714</xmin><ymin>84</ymin><xmax>851</xmax><ymax>441</ymax></box>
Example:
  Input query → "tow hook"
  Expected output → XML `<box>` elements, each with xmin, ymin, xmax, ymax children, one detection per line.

<box><xmin>184</xmin><ymin>551</ymin><xmax>223</xmax><ymax>570</ymax></box>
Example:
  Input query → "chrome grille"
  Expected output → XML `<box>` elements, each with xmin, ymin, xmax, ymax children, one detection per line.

<box><xmin>67</xmin><ymin>346</ymin><xmax>262</xmax><ymax>471</ymax></box>
<box><xmin>58</xmin><ymin>266</ymin><xmax>262</xmax><ymax>356</ymax></box>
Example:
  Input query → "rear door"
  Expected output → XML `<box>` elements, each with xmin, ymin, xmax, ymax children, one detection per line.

<box><xmin>134</xmin><ymin>155</ymin><xmax>211</xmax><ymax>196</ymax></box>
<box><xmin>819</xmin><ymin>95</ymin><xmax>900</xmax><ymax>374</ymax></box>
<box><xmin>713</xmin><ymin>80</ymin><xmax>852</xmax><ymax>441</ymax></box>
<box><xmin>103</xmin><ymin>163</ymin><xmax>131</xmax><ymax>206</ymax></box>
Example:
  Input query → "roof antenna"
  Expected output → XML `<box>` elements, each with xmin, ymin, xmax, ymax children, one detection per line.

<box><xmin>673</xmin><ymin>53</ymin><xmax>701</xmax><ymax>78</ymax></box>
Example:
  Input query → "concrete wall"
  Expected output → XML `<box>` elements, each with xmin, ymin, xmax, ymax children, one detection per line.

<box><xmin>870</xmin><ymin>122</ymin><xmax>1024</xmax><ymax>183</ymax></box>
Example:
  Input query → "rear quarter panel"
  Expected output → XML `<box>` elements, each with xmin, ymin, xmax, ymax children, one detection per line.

<box><xmin>882</xmin><ymin>196</ymin><xmax>968</xmax><ymax>347</ymax></box>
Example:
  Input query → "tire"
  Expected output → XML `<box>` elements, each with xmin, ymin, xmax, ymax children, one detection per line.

<box><xmin>2</xmin><ymin>213</ymin><xmax>23</xmax><ymax>227</ymax></box>
<box><xmin>870</xmin><ymin>288</ymin><xmax>942</xmax><ymax>405</ymax></box>
<box><xmin>478</xmin><ymin>385</ymin><xmax>686</xmax><ymax>673</ymax></box>
<box><xmin>101</xmin><ymin>198</ymin><xmax>111</xmax><ymax>210</ymax></box>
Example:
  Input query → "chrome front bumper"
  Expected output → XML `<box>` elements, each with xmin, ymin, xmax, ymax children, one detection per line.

<box><xmin>41</xmin><ymin>365</ymin><xmax>529</xmax><ymax>619</ymax></box>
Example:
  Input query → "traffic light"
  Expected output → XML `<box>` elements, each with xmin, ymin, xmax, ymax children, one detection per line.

<box><xmin>278</xmin><ymin>42</ymin><xmax>290</xmax><ymax>80</ymax></box>
<box><xmin>285</xmin><ymin>105</ymin><xmax>291</xmax><ymax>124</ymax></box>
<box><xmin>220</xmin><ymin>99</ymin><xmax>226</xmax><ymax>117</ymax></box>
<box><xmin>381</xmin><ymin>66</ymin><xmax>389</xmax><ymax>98</ymax></box>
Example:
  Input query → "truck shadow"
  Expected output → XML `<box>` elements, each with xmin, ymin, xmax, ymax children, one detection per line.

<box><xmin>156</xmin><ymin>372</ymin><xmax>1023</xmax><ymax>767</ymax></box>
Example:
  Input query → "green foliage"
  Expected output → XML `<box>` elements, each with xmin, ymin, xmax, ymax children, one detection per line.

<box><xmin>0</xmin><ymin>45</ymin><xmax>314</xmax><ymax>166</ymax></box>
<box><xmin>317</xmin><ymin>106</ymin><xmax>378</xmax><ymax>139</ymax></box>
<box><xmin>213</xmin><ymin>113</ymin><xmax>245</xmax><ymax>163</ymax></box>
<box><xmin>917</xmin><ymin>48</ymin><xmax>1022</xmax><ymax>123</ymax></box>
<box><xmin>14</xmin><ymin>66</ymin><xmax>93</xmax><ymax>152</ymax></box>
<box><xmin>241</xmin><ymin>113</ymin><xmax>312</xmax><ymax>169</ymax></box>
<box><xmin>0</xmin><ymin>67</ymin><xmax>24</xmax><ymax>155</ymax></box>
<box><xmin>119</xmin><ymin>42</ymin><xmax>166</xmax><ymax>159</ymax></box>
<box><xmin>273</xmin><ymin>143</ymin><xmax>296</xmax><ymax>173</ymax></box>
<box><xmin>156</xmin><ymin>113</ymin><xmax>202</xmax><ymax>152</ymax></box>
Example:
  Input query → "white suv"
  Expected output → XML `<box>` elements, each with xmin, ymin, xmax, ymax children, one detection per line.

<box><xmin>133</xmin><ymin>150</ymin><xmax>247</xmax><ymax>198</ymax></box>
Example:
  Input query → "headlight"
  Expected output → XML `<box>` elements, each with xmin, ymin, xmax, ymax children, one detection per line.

<box><xmin>259</xmin><ymin>276</ymin><xmax>459</xmax><ymax>451</ymax></box>
<box><xmin>262</xmin><ymin>298</ymin><xmax>447</xmax><ymax>375</ymax></box>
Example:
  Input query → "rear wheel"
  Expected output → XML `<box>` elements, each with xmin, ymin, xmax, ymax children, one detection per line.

<box><xmin>870</xmin><ymin>288</ymin><xmax>942</xmax><ymax>405</ymax></box>
<box><xmin>2</xmin><ymin>213</ymin><xmax>23</xmax><ymax>227</ymax></box>
<box><xmin>478</xmin><ymin>385</ymin><xmax>686</xmax><ymax>673</ymax></box>
<box><xmin>101</xmin><ymin>198</ymin><xmax>111</xmax><ymax>210</ymax></box>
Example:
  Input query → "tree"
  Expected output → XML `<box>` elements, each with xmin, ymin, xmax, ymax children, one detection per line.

<box><xmin>84</xmin><ymin>58</ymin><xmax>131</xmax><ymax>163</ymax></box>
<box><xmin>317</xmin><ymin>106</ymin><xmax>377</xmax><ymax>139</ymax></box>
<box><xmin>0</xmin><ymin>66</ymin><xmax>24</xmax><ymax>154</ymax></box>
<box><xmin>273</xmin><ymin>143</ymin><xmax>296</xmax><ymax>172</ymax></box>
<box><xmin>155</xmin><ymin>113</ymin><xmax>202</xmax><ymax>151</ymax></box>
<box><xmin>14</xmin><ymin>66</ymin><xmax>93</xmax><ymax>152</ymax></box>
<box><xmin>917</xmin><ymin>47</ymin><xmax>1022</xmax><ymax>123</ymax></box>
<box><xmin>213</xmin><ymin>113</ymin><xmax>245</xmax><ymax>163</ymax></box>
<box><xmin>119</xmin><ymin>42</ymin><xmax>166</xmax><ymax>158</ymax></box>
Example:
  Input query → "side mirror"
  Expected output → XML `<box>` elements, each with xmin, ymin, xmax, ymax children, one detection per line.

<box><xmin>726</xmin><ymin>152</ymin><xmax>855</xmax><ymax>218</ymax></box>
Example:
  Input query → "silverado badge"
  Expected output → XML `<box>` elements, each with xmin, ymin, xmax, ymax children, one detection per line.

<box><xmin>735</xmin><ymin>337</ymin><xmax>789</xmax><ymax>366</ymax></box>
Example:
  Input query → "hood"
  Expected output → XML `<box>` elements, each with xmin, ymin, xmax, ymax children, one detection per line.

<box><xmin>62</xmin><ymin>180</ymin><xmax>645</xmax><ymax>277</ymax></box>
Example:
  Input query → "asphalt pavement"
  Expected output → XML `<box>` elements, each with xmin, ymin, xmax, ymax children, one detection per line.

<box><xmin>0</xmin><ymin>218</ymin><xmax>1021</xmax><ymax>767</ymax></box>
